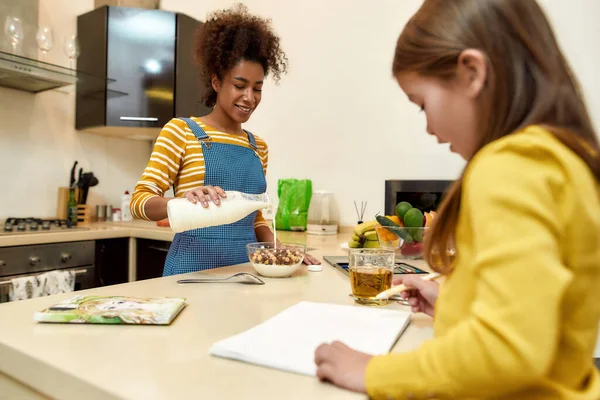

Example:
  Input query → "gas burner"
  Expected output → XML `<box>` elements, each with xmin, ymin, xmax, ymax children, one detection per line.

<box><xmin>1</xmin><ymin>217</ymin><xmax>88</xmax><ymax>236</ymax></box>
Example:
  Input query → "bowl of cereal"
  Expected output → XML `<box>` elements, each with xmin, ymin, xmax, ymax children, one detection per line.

<box><xmin>246</xmin><ymin>242</ymin><xmax>306</xmax><ymax>278</ymax></box>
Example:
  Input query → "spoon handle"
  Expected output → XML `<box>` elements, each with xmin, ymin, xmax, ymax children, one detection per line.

<box><xmin>176</xmin><ymin>278</ymin><xmax>229</xmax><ymax>284</ymax></box>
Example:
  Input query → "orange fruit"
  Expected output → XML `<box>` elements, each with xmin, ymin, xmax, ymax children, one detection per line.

<box><xmin>386</xmin><ymin>215</ymin><xmax>404</xmax><ymax>227</ymax></box>
<box><xmin>376</xmin><ymin>224</ymin><xmax>398</xmax><ymax>242</ymax></box>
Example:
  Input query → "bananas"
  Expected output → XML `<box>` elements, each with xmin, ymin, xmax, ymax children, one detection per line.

<box><xmin>348</xmin><ymin>220</ymin><xmax>380</xmax><ymax>249</ymax></box>
<box><xmin>348</xmin><ymin>240</ymin><xmax>361</xmax><ymax>248</ymax></box>
<box><xmin>364</xmin><ymin>240</ymin><xmax>380</xmax><ymax>248</ymax></box>
<box><xmin>354</xmin><ymin>220</ymin><xmax>377</xmax><ymax>236</ymax></box>
<box><xmin>364</xmin><ymin>230</ymin><xmax>378</xmax><ymax>241</ymax></box>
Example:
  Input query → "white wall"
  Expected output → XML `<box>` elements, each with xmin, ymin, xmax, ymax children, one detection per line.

<box><xmin>538</xmin><ymin>0</ymin><xmax>600</xmax><ymax>131</ymax></box>
<box><xmin>2</xmin><ymin>0</ymin><xmax>597</xmax><ymax>225</ymax></box>
<box><xmin>162</xmin><ymin>0</ymin><xmax>600</xmax><ymax>226</ymax></box>
<box><xmin>163</xmin><ymin>0</ymin><xmax>465</xmax><ymax>226</ymax></box>
<box><xmin>0</xmin><ymin>0</ymin><xmax>152</xmax><ymax>220</ymax></box>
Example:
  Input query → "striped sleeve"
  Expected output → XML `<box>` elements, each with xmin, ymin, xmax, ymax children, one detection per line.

<box><xmin>131</xmin><ymin>119</ymin><xmax>188</xmax><ymax>220</ymax></box>
<box><xmin>254</xmin><ymin>136</ymin><xmax>270</xmax><ymax>229</ymax></box>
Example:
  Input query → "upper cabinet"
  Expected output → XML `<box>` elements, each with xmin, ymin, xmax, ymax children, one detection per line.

<box><xmin>76</xmin><ymin>6</ymin><xmax>210</xmax><ymax>140</ymax></box>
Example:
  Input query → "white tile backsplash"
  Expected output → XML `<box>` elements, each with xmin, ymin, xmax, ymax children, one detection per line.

<box><xmin>0</xmin><ymin>86</ymin><xmax>152</xmax><ymax>220</ymax></box>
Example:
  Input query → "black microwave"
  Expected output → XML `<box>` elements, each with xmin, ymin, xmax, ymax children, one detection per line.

<box><xmin>384</xmin><ymin>180</ymin><xmax>454</xmax><ymax>216</ymax></box>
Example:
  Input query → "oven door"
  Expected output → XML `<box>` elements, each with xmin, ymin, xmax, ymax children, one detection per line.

<box><xmin>0</xmin><ymin>266</ymin><xmax>95</xmax><ymax>303</ymax></box>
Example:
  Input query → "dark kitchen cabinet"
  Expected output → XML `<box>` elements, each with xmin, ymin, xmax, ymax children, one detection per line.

<box><xmin>95</xmin><ymin>238</ymin><xmax>129</xmax><ymax>286</ymax></box>
<box><xmin>76</xmin><ymin>6</ymin><xmax>211</xmax><ymax>137</ymax></box>
<box><xmin>136</xmin><ymin>239</ymin><xmax>170</xmax><ymax>280</ymax></box>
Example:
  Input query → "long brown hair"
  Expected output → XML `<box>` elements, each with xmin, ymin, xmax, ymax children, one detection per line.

<box><xmin>392</xmin><ymin>0</ymin><xmax>600</xmax><ymax>273</ymax></box>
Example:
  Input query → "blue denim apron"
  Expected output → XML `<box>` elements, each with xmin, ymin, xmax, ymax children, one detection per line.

<box><xmin>162</xmin><ymin>118</ymin><xmax>267</xmax><ymax>276</ymax></box>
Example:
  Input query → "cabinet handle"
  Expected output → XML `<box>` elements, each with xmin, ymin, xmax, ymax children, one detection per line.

<box><xmin>120</xmin><ymin>117</ymin><xmax>158</xmax><ymax>122</ymax></box>
<box><xmin>0</xmin><ymin>268</ymin><xmax>88</xmax><ymax>286</ymax></box>
<box><xmin>148</xmin><ymin>245</ymin><xmax>170</xmax><ymax>253</ymax></box>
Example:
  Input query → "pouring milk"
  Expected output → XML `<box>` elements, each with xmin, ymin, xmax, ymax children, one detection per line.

<box><xmin>167</xmin><ymin>191</ymin><xmax>272</xmax><ymax>233</ymax></box>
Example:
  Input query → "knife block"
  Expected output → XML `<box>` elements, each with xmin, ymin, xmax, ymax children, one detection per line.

<box><xmin>56</xmin><ymin>187</ymin><xmax>82</xmax><ymax>220</ymax></box>
<box><xmin>77</xmin><ymin>205</ymin><xmax>91</xmax><ymax>226</ymax></box>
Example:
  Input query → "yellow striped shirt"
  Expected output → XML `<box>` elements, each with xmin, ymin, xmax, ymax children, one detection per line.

<box><xmin>131</xmin><ymin>117</ymin><xmax>269</xmax><ymax>229</ymax></box>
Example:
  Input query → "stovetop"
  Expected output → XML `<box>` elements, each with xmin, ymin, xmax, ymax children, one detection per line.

<box><xmin>1</xmin><ymin>217</ymin><xmax>90</xmax><ymax>236</ymax></box>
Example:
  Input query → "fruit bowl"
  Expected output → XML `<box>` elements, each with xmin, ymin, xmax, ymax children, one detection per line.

<box><xmin>376</xmin><ymin>225</ymin><xmax>429</xmax><ymax>259</ymax></box>
<box><xmin>246</xmin><ymin>242</ymin><xmax>306</xmax><ymax>278</ymax></box>
<box><xmin>375</xmin><ymin>203</ymin><xmax>438</xmax><ymax>260</ymax></box>
<box><xmin>398</xmin><ymin>227</ymin><xmax>429</xmax><ymax>259</ymax></box>
<box><xmin>351</xmin><ymin>200</ymin><xmax>439</xmax><ymax>258</ymax></box>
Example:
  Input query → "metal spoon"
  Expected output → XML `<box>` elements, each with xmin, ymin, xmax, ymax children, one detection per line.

<box><xmin>347</xmin><ymin>293</ymin><xmax>409</xmax><ymax>305</ymax></box>
<box><xmin>177</xmin><ymin>272</ymin><xmax>265</xmax><ymax>285</ymax></box>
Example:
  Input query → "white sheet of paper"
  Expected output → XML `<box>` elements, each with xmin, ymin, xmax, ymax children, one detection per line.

<box><xmin>209</xmin><ymin>301</ymin><xmax>412</xmax><ymax>376</ymax></box>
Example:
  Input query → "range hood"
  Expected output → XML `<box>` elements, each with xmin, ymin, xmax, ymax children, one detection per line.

<box><xmin>0</xmin><ymin>50</ymin><xmax>77</xmax><ymax>93</ymax></box>
<box><xmin>0</xmin><ymin>50</ymin><xmax>108</xmax><ymax>93</ymax></box>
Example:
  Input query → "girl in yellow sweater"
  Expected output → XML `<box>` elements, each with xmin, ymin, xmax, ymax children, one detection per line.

<box><xmin>315</xmin><ymin>0</ymin><xmax>600</xmax><ymax>398</ymax></box>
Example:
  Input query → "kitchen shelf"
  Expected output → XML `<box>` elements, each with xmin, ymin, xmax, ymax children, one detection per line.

<box><xmin>0</xmin><ymin>50</ymin><xmax>114</xmax><ymax>94</ymax></box>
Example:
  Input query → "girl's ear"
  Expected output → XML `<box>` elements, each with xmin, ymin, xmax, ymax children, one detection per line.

<box><xmin>211</xmin><ymin>74</ymin><xmax>221</xmax><ymax>92</ymax></box>
<box><xmin>456</xmin><ymin>49</ymin><xmax>487</xmax><ymax>98</ymax></box>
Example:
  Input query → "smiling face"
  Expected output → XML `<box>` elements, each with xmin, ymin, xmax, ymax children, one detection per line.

<box><xmin>212</xmin><ymin>59</ymin><xmax>265</xmax><ymax>124</ymax></box>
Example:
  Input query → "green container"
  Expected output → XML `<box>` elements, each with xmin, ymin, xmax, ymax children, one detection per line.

<box><xmin>275</xmin><ymin>179</ymin><xmax>312</xmax><ymax>231</ymax></box>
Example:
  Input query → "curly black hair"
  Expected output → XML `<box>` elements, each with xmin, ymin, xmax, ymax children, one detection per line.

<box><xmin>194</xmin><ymin>3</ymin><xmax>288</xmax><ymax>108</ymax></box>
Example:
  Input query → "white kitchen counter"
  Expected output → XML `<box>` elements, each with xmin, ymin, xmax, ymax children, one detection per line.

<box><xmin>0</xmin><ymin>220</ymin><xmax>176</xmax><ymax>248</ymax></box>
<box><xmin>0</xmin><ymin>237</ymin><xmax>434</xmax><ymax>400</ymax></box>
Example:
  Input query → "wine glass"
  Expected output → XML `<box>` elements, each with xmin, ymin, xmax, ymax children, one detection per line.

<box><xmin>4</xmin><ymin>16</ymin><xmax>24</xmax><ymax>54</ymax></box>
<box><xmin>36</xmin><ymin>27</ymin><xmax>54</xmax><ymax>61</ymax></box>
<box><xmin>63</xmin><ymin>34</ymin><xmax>80</xmax><ymax>70</ymax></box>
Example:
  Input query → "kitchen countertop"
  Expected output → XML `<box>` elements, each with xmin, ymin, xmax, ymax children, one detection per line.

<box><xmin>0</xmin><ymin>234</ymin><xmax>434</xmax><ymax>400</ymax></box>
<box><xmin>0</xmin><ymin>220</ymin><xmax>176</xmax><ymax>248</ymax></box>
<box><xmin>0</xmin><ymin>220</ymin><xmax>356</xmax><ymax>248</ymax></box>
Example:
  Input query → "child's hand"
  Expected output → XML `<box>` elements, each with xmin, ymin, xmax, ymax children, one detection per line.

<box><xmin>314</xmin><ymin>341</ymin><xmax>371</xmax><ymax>393</ymax></box>
<box><xmin>394</xmin><ymin>275</ymin><xmax>440</xmax><ymax>317</ymax></box>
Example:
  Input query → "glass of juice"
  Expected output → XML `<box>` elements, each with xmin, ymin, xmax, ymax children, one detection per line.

<box><xmin>348</xmin><ymin>249</ymin><xmax>395</xmax><ymax>306</ymax></box>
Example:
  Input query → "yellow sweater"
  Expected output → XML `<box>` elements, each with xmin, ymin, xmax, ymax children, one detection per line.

<box><xmin>131</xmin><ymin>117</ymin><xmax>269</xmax><ymax>229</ymax></box>
<box><xmin>366</xmin><ymin>126</ymin><xmax>600</xmax><ymax>399</ymax></box>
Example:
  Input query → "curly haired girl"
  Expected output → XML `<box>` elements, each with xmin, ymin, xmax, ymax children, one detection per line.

<box><xmin>132</xmin><ymin>4</ymin><xmax>318</xmax><ymax>274</ymax></box>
